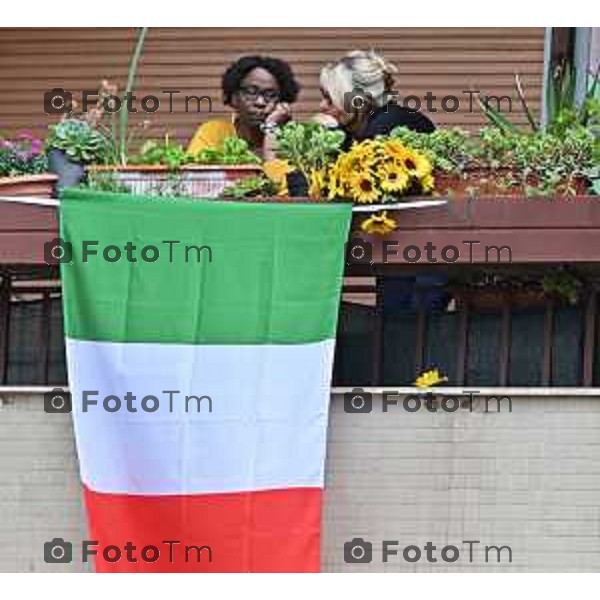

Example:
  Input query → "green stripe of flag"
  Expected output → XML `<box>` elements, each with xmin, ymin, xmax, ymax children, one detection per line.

<box><xmin>60</xmin><ymin>189</ymin><xmax>352</xmax><ymax>345</ymax></box>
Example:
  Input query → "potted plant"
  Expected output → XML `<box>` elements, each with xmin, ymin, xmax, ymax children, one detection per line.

<box><xmin>390</xmin><ymin>61</ymin><xmax>600</xmax><ymax>199</ymax></box>
<box><xmin>88</xmin><ymin>135</ymin><xmax>264</xmax><ymax>198</ymax></box>
<box><xmin>0</xmin><ymin>130</ymin><xmax>57</xmax><ymax>197</ymax></box>
<box><xmin>449</xmin><ymin>269</ymin><xmax>583</xmax><ymax>311</ymax></box>
<box><xmin>81</xmin><ymin>27</ymin><xmax>262</xmax><ymax>199</ymax></box>
<box><xmin>274</xmin><ymin>122</ymin><xmax>346</xmax><ymax>197</ymax></box>
<box><xmin>391</xmin><ymin>124</ymin><xmax>598</xmax><ymax>198</ymax></box>
<box><xmin>46</xmin><ymin>118</ymin><xmax>107</xmax><ymax>194</ymax></box>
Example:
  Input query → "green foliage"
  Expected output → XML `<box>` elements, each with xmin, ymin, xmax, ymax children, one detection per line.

<box><xmin>119</xmin><ymin>27</ymin><xmax>148</xmax><ymax>165</ymax></box>
<box><xmin>275</xmin><ymin>123</ymin><xmax>345</xmax><ymax>180</ymax></box>
<box><xmin>79</xmin><ymin>170</ymin><xmax>130</xmax><ymax>194</ymax></box>
<box><xmin>194</xmin><ymin>137</ymin><xmax>261</xmax><ymax>165</ymax></box>
<box><xmin>392</xmin><ymin>123</ymin><xmax>598</xmax><ymax>196</ymax></box>
<box><xmin>46</xmin><ymin>119</ymin><xmax>107</xmax><ymax>164</ymax></box>
<box><xmin>130</xmin><ymin>137</ymin><xmax>193</xmax><ymax>169</ymax></box>
<box><xmin>0</xmin><ymin>131</ymin><xmax>48</xmax><ymax>177</ymax></box>
<box><xmin>542</xmin><ymin>271</ymin><xmax>582</xmax><ymax>305</ymax></box>
<box><xmin>391</xmin><ymin>126</ymin><xmax>477</xmax><ymax>174</ymax></box>
<box><xmin>131</xmin><ymin>135</ymin><xmax>261</xmax><ymax>169</ymax></box>
<box><xmin>223</xmin><ymin>174</ymin><xmax>279</xmax><ymax>198</ymax></box>
<box><xmin>479</xmin><ymin>61</ymin><xmax>600</xmax><ymax>138</ymax></box>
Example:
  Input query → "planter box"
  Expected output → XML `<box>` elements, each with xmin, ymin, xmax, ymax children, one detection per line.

<box><xmin>3</xmin><ymin>192</ymin><xmax>600</xmax><ymax>266</ymax></box>
<box><xmin>450</xmin><ymin>287</ymin><xmax>552</xmax><ymax>311</ymax></box>
<box><xmin>0</xmin><ymin>174</ymin><xmax>57</xmax><ymax>198</ymax></box>
<box><xmin>88</xmin><ymin>165</ymin><xmax>262</xmax><ymax>198</ymax></box>
<box><xmin>434</xmin><ymin>169</ymin><xmax>589</xmax><ymax>198</ymax></box>
<box><xmin>348</xmin><ymin>195</ymin><xmax>600</xmax><ymax>268</ymax></box>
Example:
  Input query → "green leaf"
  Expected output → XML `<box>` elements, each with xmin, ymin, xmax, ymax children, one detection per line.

<box><xmin>478</xmin><ymin>96</ymin><xmax>519</xmax><ymax>134</ymax></box>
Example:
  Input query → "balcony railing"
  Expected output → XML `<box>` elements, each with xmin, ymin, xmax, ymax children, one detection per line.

<box><xmin>1</xmin><ymin>269</ymin><xmax>600</xmax><ymax>388</ymax></box>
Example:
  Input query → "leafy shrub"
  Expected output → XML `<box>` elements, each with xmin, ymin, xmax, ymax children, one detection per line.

<box><xmin>46</xmin><ymin>119</ymin><xmax>106</xmax><ymax>164</ymax></box>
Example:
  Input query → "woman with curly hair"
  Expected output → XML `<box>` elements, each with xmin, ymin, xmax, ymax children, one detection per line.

<box><xmin>187</xmin><ymin>55</ymin><xmax>300</xmax><ymax>187</ymax></box>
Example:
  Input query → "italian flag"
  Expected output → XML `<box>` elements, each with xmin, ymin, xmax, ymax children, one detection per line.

<box><xmin>60</xmin><ymin>189</ymin><xmax>351</xmax><ymax>572</ymax></box>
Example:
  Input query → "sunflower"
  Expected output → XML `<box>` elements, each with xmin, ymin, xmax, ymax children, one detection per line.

<box><xmin>360</xmin><ymin>210</ymin><xmax>397</xmax><ymax>235</ymax></box>
<box><xmin>326</xmin><ymin>168</ymin><xmax>342</xmax><ymax>199</ymax></box>
<box><xmin>402</xmin><ymin>148</ymin><xmax>433</xmax><ymax>180</ymax></box>
<box><xmin>344</xmin><ymin>142</ymin><xmax>377</xmax><ymax>170</ymax></box>
<box><xmin>420</xmin><ymin>172</ymin><xmax>435</xmax><ymax>193</ymax></box>
<box><xmin>326</xmin><ymin>137</ymin><xmax>434</xmax><ymax>202</ymax></box>
<box><xmin>327</xmin><ymin>161</ymin><xmax>352</xmax><ymax>199</ymax></box>
<box><xmin>309</xmin><ymin>169</ymin><xmax>326</xmax><ymax>198</ymax></box>
<box><xmin>379</xmin><ymin>161</ymin><xmax>411</xmax><ymax>194</ymax></box>
<box><xmin>383</xmin><ymin>139</ymin><xmax>409</xmax><ymax>161</ymax></box>
<box><xmin>349</xmin><ymin>171</ymin><xmax>380</xmax><ymax>203</ymax></box>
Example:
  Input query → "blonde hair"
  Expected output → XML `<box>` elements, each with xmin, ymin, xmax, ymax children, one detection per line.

<box><xmin>320</xmin><ymin>50</ymin><xmax>398</xmax><ymax>111</ymax></box>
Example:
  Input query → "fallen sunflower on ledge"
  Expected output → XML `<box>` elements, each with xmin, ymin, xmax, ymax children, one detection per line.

<box><xmin>360</xmin><ymin>210</ymin><xmax>398</xmax><ymax>235</ymax></box>
<box><xmin>414</xmin><ymin>368</ymin><xmax>449</xmax><ymax>389</ymax></box>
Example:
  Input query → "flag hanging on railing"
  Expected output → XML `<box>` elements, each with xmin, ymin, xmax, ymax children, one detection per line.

<box><xmin>59</xmin><ymin>189</ymin><xmax>351</xmax><ymax>572</ymax></box>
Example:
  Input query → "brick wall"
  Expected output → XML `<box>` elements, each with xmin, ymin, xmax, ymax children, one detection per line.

<box><xmin>1</xmin><ymin>391</ymin><xmax>599</xmax><ymax>572</ymax></box>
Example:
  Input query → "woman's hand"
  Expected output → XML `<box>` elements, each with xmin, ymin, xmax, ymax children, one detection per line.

<box><xmin>311</xmin><ymin>113</ymin><xmax>340</xmax><ymax>128</ymax></box>
<box><xmin>265</xmin><ymin>102</ymin><xmax>292</xmax><ymax>127</ymax></box>
<box><xmin>261</xmin><ymin>103</ymin><xmax>291</xmax><ymax>161</ymax></box>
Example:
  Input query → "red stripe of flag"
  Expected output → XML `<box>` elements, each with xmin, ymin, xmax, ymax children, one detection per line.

<box><xmin>83</xmin><ymin>486</ymin><xmax>322</xmax><ymax>572</ymax></box>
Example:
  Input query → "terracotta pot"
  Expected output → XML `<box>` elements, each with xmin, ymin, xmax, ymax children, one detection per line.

<box><xmin>434</xmin><ymin>169</ymin><xmax>590</xmax><ymax>198</ymax></box>
<box><xmin>88</xmin><ymin>164</ymin><xmax>262</xmax><ymax>198</ymax></box>
<box><xmin>0</xmin><ymin>173</ymin><xmax>58</xmax><ymax>198</ymax></box>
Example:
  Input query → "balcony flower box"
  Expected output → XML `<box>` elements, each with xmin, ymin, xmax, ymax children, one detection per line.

<box><xmin>0</xmin><ymin>173</ymin><xmax>58</xmax><ymax>198</ymax></box>
<box><xmin>87</xmin><ymin>164</ymin><xmax>263</xmax><ymax>198</ymax></box>
<box><xmin>434</xmin><ymin>168</ymin><xmax>590</xmax><ymax>198</ymax></box>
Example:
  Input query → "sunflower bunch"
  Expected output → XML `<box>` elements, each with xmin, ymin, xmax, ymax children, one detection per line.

<box><xmin>327</xmin><ymin>138</ymin><xmax>434</xmax><ymax>203</ymax></box>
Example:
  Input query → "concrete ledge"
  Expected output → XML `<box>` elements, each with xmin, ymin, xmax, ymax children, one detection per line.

<box><xmin>3</xmin><ymin>386</ymin><xmax>600</xmax><ymax>397</ymax></box>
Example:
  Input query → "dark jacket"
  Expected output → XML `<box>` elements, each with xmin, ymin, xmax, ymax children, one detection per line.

<box><xmin>347</xmin><ymin>102</ymin><xmax>435</xmax><ymax>148</ymax></box>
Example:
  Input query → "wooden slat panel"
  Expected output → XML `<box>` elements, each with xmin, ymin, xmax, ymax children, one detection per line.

<box><xmin>583</xmin><ymin>291</ymin><xmax>597</xmax><ymax>386</ymax></box>
<box><xmin>0</xmin><ymin>277</ymin><xmax>10</xmax><ymax>385</ymax></box>
<box><xmin>0</xmin><ymin>27</ymin><xmax>545</xmax><ymax>142</ymax></box>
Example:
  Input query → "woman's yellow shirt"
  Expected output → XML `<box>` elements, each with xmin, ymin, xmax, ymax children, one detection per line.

<box><xmin>187</xmin><ymin>119</ymin><xmax>290</xmax><ymax>194</ymax></box>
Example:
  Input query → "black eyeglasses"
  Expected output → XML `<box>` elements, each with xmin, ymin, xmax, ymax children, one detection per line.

<box><xmin>238</xmin><ymin>85</ymin><xmax>280</xmax><ymax>103</ymax></box>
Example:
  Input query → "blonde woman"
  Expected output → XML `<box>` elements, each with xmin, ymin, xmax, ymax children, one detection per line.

<box><xmin>318</xmin><ymin>50</ymin><xmax>435</xmax><ymax>148</ymax></box>
<box><xmin>318</xmin><ymin>51</ymin><xmax>445</xmax><ymax>312</ymax></box>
